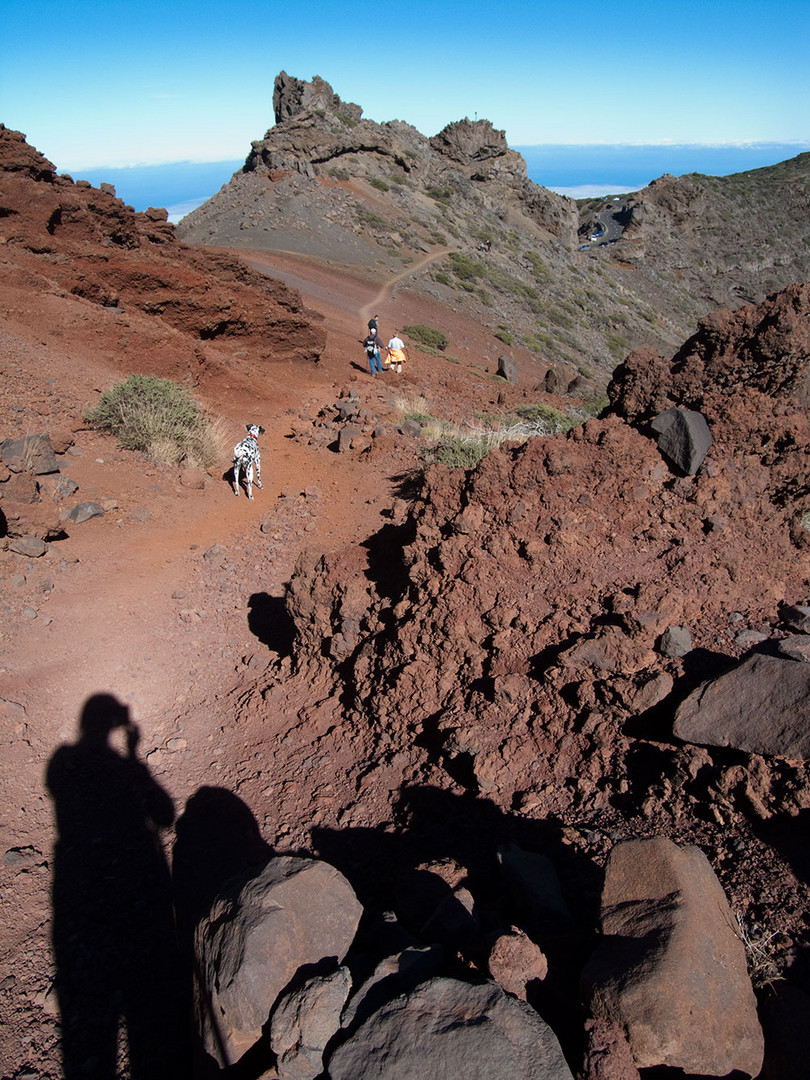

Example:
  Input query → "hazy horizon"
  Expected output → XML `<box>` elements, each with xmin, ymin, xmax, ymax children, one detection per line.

<box><xmin>66</xmin><ymin>142</ymin><xmax>809</xmax><ymax>222</ymax></box>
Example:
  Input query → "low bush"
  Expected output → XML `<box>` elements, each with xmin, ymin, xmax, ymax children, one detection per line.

<box><xmin>424</xmin><ymin>417</ymin><xmax>567</xmax><ymax>469</ymax></box>
<box><xmin>402</xmin><ymin>324</ymin><xmax>449</xmax><ymax>351</ymax></box>
<box><xmin>84</xmin><ymin>374</ymin><xmax>224</xmax><ymax>468</ymax></box>
<box><xmin>369</xmin><ymin>177</ymin><xmax>389</xmax><ymax>192</ymax></box>
<box><xmin>426</xmin><ymin>185</ymin><xmax>454</xmax><ymax>204</ymax></box>
<box><xmin>513</xmin><ymin>403</ymin><xmax>579</xmax><ymax>433</ymax></box>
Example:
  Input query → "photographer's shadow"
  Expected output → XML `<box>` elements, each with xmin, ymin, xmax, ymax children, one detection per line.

<box><xmin>47</xmin><ymin>694</ymin><xmax>187</xmax><ymax>1080</ymax></box>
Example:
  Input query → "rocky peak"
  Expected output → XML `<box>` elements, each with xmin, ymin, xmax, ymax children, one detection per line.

<box><xmin>0</xmin><ymin>124</ymin><xmax>57</xmax><ymax>181</ymax></box>
<box><xmin>272</xmin><ymin>71</ymin><xmax>363</xmax><ymax>125</ymax></box>
<box><xmin>429</xmin><ymin>118</ymin><xmax>509</xmax><ymax>164</ymax></box>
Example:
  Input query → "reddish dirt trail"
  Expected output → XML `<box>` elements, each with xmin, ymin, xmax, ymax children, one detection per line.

<box><xmin>0</xmin><ymin>237</ymin><xmax>529</xmax><ymax>1079</ymax></box>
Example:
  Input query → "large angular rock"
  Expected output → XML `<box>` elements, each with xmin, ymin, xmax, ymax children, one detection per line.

<box><xmin>194</xmin><ymin>855</ymin><xmax>362</xmax><ymax>1066</ymax></box>
<box><xmin>673</xmin><ymin>652</ymin><xmax>810</xmax><ymax>760</ymax></box>
<box><xmin>328</xmin><ymin>976</ymin><xmax>573</xmax><ymax>1080</ymax></box>
<box><xmin>650</xmin><ymin>407</ymin><xmax>712</xmax><ymax>474</ymax></box>
<box><xmin>273</xmin><ymin>70</ymin><xmax>362</xmax><ymax>124</ymax></box>
<box><xmin>497</xmin><ymin>355</ymin><xmax>518</xmax><ymax>384</ymax></box>
<box><xmin>270</xmin><ymin>966</ymin><xmax>352</xmax><ymax>1080</ymax></box>
<box><xmin>1</xmin><ymin>433</ymin><xmax>58</xmax><ymax>475</ymax></box>
<box><xmin>340</xmin><ymin>945</ymin><xmax>445</xmax><ymax>1032</ymax></box>
<box><xmin>581</xmin><ymin>837</ymin><xmax>763</xmax><ymax>1077</ymax></box>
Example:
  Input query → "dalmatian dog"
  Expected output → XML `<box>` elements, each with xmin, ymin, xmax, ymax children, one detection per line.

<box><xmin>232</xmin><ymin>424</ymin><xmax>265</xmax><ymax>499</ymax></box>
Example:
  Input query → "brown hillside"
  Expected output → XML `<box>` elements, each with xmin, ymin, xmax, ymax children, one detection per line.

<box><xmin>2</xmin><ymin>122</ymin><xmax>810</xmax><ymax>1080</ymax></box>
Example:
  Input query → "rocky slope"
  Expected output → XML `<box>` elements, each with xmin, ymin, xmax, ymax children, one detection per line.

<box><xmin>2</xmin><ymin>117</ymin><xmax>810</xmax><ymax>1080</ymax></box>
<box><xmin>179</xmin><ymin>72</ymin><xmax>810</xmax><ymax>393</ymax></box>
<box><xmin>225</xmin><ymin>280</ymin><xmax>810</xmax><ymax>1076</ymax></box>
<box><xmin>0</xmin><ymin>123</ymin><xmax>326</xmax><ymax>377</ymax></box>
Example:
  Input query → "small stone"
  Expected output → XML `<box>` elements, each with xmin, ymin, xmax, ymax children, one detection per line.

<box><xmin>68</xmin><ymin>501</ymin><xmax>104</xmax><ymax>523</ymax></box>
<box><xmin>9</xmin><ymin>536</ymin><xmax>47</xmax><ymax>558</ymax></box>
<box><xmin>734</xmin><ymin>629</ymin><xmax>768</xmax><ymax>648</ymax></box>
<box><xmin>3</xmin><ymin>846</ymin><xmax>42</xmax><ymax>868</ymax></box>
<box><xmin>778</xmin><ymin>636</ymin><xmax>810</xmax><ymax>662</ymax></box>
<box><xmin>658</xmin><ymin>625</ymin><xmax>692</xmax><ymax>658</ymax></box>
<box><xmin>203</xmin><ymin>544</ymin><xmax>227</xmax><ymax>565</ymax></box>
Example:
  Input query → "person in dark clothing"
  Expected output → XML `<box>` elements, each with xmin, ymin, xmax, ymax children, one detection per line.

<box><xmin>362</xmin><ymin>328</ymin><xmax>383</xmax><ymax>375</ymax></box>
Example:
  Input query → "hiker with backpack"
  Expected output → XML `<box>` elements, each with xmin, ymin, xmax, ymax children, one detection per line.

<box><xmin>362</xmin><ymin>327</ymin><xmax>383</xmax><ymax>375</ymax></box>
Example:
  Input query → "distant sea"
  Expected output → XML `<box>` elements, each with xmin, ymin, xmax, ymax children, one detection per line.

<box><xmin>71</xmin><ymin>143</ymin><xmax>809</xmax><ymax>222</ymax></box>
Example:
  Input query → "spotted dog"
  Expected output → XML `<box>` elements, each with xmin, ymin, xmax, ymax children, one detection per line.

<box><xmin>232</xmin><ymin>424</ymin><xmax>265</xmax><ymax>499</ymax></box>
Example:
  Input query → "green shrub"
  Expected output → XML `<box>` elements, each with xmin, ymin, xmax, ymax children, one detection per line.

<box><xmin>356</xmin><ymin>208</ymin><xmax>388</xmax><ymax>229</ymax></box>
<box><xmin>403</xmin><ymin>324</ymin><xmax>449</xmax><ymax>351</ymax></box>
<box><xmin>605</xmin><ymin>331</ymin><xmax>630</xmax><ymax>358</ymax></box>
<box><xmin>448</xmin><ymin>252</ymin><xmax>485</xmax><ymax>281</ymax></box>
<box><xmin>427</xmin><ymin>185</ymin><xmax>454</xmax><ymax>204</ymax></box>
<box><xmin>336</xmin><ymin>112</ymin><xmax>358</xmax><ymax>128</ymax></box>
<box><xmin>434</xmin><ymin>272</ymin><xmax>452</xmax><ymax>286</ymax></box>
<box><xmin>495</xmin><ymin>330</ymin><xmax>513</xmax><ymax>345</ymax></box>
<box><xmin>369</xmin><ymin>177</ymin><xmax>389</xmax><ymax>192</ymax></box>
<box><xmin>84</xmin><ymin>374</ymin><xmax>223</xmax><ymax>468</ymax></box>
<box><xmin>513</xmin><ymin>403</ymin><xmax>579</xmax><ymax>433</ymax></box>
<box><xmin>426</xmin><ymin>434</ymin><xmax>490</xmax><ymax>469</ymax></box>
<box><xmin>525</xmin><ymin>250</ymin><xmax>551</xmax><ymax>281</ymax></box>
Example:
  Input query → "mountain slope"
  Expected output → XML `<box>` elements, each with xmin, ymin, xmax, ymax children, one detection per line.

<box><xmin>178</xmin><ymin>73</ymin><xmax>810</xmax><ymax>393</ymax></box>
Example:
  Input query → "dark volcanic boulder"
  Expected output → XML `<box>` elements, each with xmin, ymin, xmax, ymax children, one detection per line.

<box><xmin>195</xmin><ymin>855</ymin><xmax>362</xmax><ymax>1066</ymax></box>
<box><xmin>328</xmin><ymin>976</ymin><xmax>574</xmax><ymax>1079</ymax></box>
<box><xmin>582</xmin><ymin>837</ymin><xmax>763</xmax><ymax>1077</ymax></box>
<box><xmin>497</xmin><ymin>354</ymin><xmax>518</xmax><ymax>383</ymax></box>
<box><xmin>673</xmin><ymin>652</ymin><xmax>810</xmax><ymax>760</ymax></box>
<box><xmin>650</xmin><ymin>407</ymin><xmax>712</xmax><ymax>474</ymax></box>
<box><xmin>270</xmin><ymin>966</ymin><xmax>352</xmax><ymax>1080</ymax></box>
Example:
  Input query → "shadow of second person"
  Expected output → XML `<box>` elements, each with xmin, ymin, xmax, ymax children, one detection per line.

<box><xmin>46</xmin><ymin>693</ymin><xmax>188</xmax><ymax>1080</ymax></box>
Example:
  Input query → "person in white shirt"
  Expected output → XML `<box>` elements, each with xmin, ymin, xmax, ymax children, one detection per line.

<box><xmin>386</xmin><ymin>332</ymin><xmax>408</xmax><ymax>374</ymax></box>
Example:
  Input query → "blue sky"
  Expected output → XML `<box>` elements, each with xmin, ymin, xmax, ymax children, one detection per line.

<box><xmin>2</xmin><ymin>0</ymin><xmax>808</xmax><ymax>171</ymax></box>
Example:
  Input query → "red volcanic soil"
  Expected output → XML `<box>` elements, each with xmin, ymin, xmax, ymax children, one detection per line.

<box><xmin>0</xmin><ymin>219</ymin><xmax>549</xmax><ymax>1076</ymax></box>
<box><xmin>4</xmin><ymin>129</ymin><xmax>810</xmax><ymax>1079</ymax></box>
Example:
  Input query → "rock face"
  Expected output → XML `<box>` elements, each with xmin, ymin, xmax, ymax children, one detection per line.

<box><xmin>273</xmin><ymin>70</ymin><xmax>363</xmax><ymax>124</ymax></box>
<box><xmin>328</xmin><ymin>977</ymin><xmax>574</xmax><ymax>1080</ymax></box>
<box><xmin>194</xmin><ymin>855</ymin><xmax>362</xmax><ymax>1066</ymax></box>
<box><xmin>582</xmin><ymin>837</ymin><xmax>764</xmax><ymax>1077</ymax></box>
<box><xmin>617</xmin><ymin>157</ymin><xmax>810</xmax><ymax>314</ymax></box>
<box><xmin>0</xmin><ymin>124</ymin><xmax>326</xmax><ymax>371</ymax></box>
<box><xmin>674</xmin><ymin>652</ymin><xmax>810</xmax><ymax>760</ymax></box>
